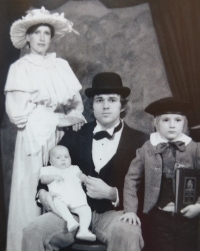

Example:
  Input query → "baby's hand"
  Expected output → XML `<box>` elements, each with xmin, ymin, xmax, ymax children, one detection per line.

<box><xmin>54</xmin><ymin>175</ymin><xmax>64</xmax><ymax>183</ymax></box>
<box><xmin>119</xmin><ymin>212</ymin><xmax>141</xmax><ymax>227</ymax></box>
<box><xmin>77</xmin><ymin>171</ymin><xmax>88</xmax><ymax>183</ymax></box>
<box><xmin>181</xmin><ymin>203</ymin><xmax>200</xmax><ymax>218</ymax></box>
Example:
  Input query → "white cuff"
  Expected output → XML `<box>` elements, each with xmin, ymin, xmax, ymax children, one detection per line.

<box><xmin>112</xmin><ymin>187</ymin><xmax>119</xmax><ymax>207</ymax></box>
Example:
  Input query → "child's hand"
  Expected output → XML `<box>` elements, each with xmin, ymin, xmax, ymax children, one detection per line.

<box><xmin>119</xmin><ymin>212</ymin><xmax>141</xmax><ymax>227</ymax></box>
<box><xmin>181</xmin><ymin>203</ymin><xmax>200</xmax><ymax>218</ymax></box>
<box><xmin>54</xmin><ymin>175</ymin><xmax>64</xmax><ymax>183</ymax></box>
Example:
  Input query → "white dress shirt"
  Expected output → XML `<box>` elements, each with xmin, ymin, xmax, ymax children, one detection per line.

<box><xmin>92</xmin><ymin>120</ymin><xmax>124</xmax><ymax>173</ymax></box>
<box><xmin>92</xmin><ymin>119</ymin><xmax>124</xmax><ymax>207</ymax></box>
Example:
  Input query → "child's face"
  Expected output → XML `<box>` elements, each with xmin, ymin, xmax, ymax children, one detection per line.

<box><xmin>50</xmin><ymin>147</ymin><xmax>71</xmax><ymax>169</ymax></box>
<box><xmin>156</xmin><ymin>114</ymin><xmax>185</xmax><ymax>141</ymax></box>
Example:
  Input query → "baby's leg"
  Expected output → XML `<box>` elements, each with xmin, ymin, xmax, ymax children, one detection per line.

<box><xmin>53</xmin><ymin>198</ymin><xmax>79</xmax><ymax>232</ymax></box>
<box><xmin>72</xmin><ymin>205</ymin><xmax>96</xmax><ymax>241</ymax></box>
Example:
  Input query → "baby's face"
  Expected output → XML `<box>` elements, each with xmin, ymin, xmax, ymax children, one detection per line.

<box><xmin>50</xmin><ymin>147</ymin><xmax>71</xmax><ymax>169</ymax></box>
<box><xmin>157</xmin><ymin>114</ymin><xmax>185</xmax><ymax>141</ymax></box>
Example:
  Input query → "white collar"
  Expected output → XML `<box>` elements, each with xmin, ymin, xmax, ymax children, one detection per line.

<box><xmin>93</xmin><ymin>119</ymin><xmax>122</xmax><ymax>135</ymax></box>
<box><xmin>150</xmin><ymin>132</ymin><xmax>192</xmax><ymax>146</ymax></box>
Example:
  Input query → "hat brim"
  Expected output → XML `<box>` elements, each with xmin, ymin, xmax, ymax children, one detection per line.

<box><xmin>10</xmin><ymin>16</ymin><xmax>74</xmax><ymax>49</ymax></box>
<box><xmin>85</xmin><ymin>87</ymin><xmax>130</xmax><ymax>98</ymax></box>
<box><xmin>145</xmin><ymin>97</ymin><xmax>192</xmax><ymax>116</ymax></box>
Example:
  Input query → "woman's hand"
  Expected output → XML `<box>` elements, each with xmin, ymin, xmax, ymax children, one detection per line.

<box><xmin>181</xmin><ymin>203</ymin><xmax>200</xmax><ymax>218</ymax></box>
<box><xmin>72</xmin><ymin>122</ymin><xmax>85</xmax><ymax>131</ymax></box>
<box><xmin>39</xmin><ymin>190</ymin><xmax>61</xmax><ymax>216</ymax></box>
<box><xmin>120</xmin><ymin>212</ymin><xmax>141</xmax><ymax>227</ymax></box>
<box><xmin>85</xmin><ymin>176</ymin><xmax>116</xmax><ymax>201</ymax></box>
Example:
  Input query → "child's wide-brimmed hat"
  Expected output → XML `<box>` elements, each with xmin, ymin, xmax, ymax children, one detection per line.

<box><xmin>10</xmin><ymin>6</ymin><xmax>79</xmax><ymax>49</ymax></box>
<box><xmin>85</xmin><ymin>72</ymin><xmax>131</xmax><ymax>98</ymax></box>
<box><xmin>145</xmin><ymin>97</ymin><xmax>192</xmax><ymax>116</ymax></box>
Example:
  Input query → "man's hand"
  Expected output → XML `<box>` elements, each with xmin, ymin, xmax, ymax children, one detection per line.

<box><xmin>120</xmin><ymin>212</ymin><xmax>141</xmax><ymax>227</ymax></box>
<box><xmin>39</xmin><ymin>190</ymin><xmax>61</xmax><ymax>216</ymax></box>
<box><xmin>85</xmin><ymin>176</ymin><xmax>116</xmax><ymax>201</ymax></box>
<box><xmin>181</xmin><ymin>203</ymin><xmax>200</xmax><ymax>218</ymax></box>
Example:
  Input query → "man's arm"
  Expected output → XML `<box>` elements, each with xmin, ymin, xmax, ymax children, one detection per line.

<box><xmin>36</xmin><ymin>180</ymin><xmax>49</xmax><ymax>207</ymax></box>
<box><xmin>38</xmin><ymin>189</ymin><xmax>60</xmax><ymax>216</ymax></box>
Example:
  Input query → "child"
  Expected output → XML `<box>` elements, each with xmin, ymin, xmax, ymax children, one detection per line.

<box><xmin>40</xmin><ymin>145</ymin><xmax>96</xmax><ymax>241</ymax></box>
<box><xmin>120</xmin><ymin>97</ymin><xmax>200</xmax><ymax>251</ymax></box>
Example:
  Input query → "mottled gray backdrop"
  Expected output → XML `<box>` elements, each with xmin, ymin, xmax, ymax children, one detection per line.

<box><xmin>1</xmin><ymin>0</ymin><xmax>171</xmax><ymax>214</ymax></box>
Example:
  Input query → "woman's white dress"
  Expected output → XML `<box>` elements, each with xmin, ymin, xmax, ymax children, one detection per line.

<box><xmin>4</xmin><ymin>53</ymin><xmax>84</xmax><ymax>251</ymax></box>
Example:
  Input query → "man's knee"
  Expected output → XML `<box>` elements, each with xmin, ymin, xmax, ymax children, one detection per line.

<box><xmin>110</xmin><ymin>220</ymin><xmax>144</xmax><ymax>247</ymax></box>
<box><xmin>111</xmin><ymin>220</ymin><xmax>142</xmax><ymax>236</ymax></box>
<box><xmin>23</xmin><ymin>213</ymin><xmax>75</xmax><ymax>250</ymax></box>
<box><xmin>23</xmin><ymin>213</ymin><xmax>67</xmax><ymax>242</ymax></box>
<box><xmin>23</xmin><ymin>220</ymin><xmax>42</xmax><ymax>240</ymax></box>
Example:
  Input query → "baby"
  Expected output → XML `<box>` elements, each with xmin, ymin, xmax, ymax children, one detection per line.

<box><xmin>40</xmin><ymin>145</ymin><xmax>96</xmax><ymax>241</ymax></box>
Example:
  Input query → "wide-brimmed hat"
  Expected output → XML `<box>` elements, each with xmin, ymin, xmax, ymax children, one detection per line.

<box><xmin>85</xmin><ymin>72</ymin><xmax>131</xmax><ymax>98</ymax></box>
<box><xmin>145</xmin><ymin>97</ymin><xmax>192</xmax><ymax>117</ymax></box>
<box><xmin>10</xmin><ymin>6</ymin><xmax>79</xmax><ymax>49</ymax></box>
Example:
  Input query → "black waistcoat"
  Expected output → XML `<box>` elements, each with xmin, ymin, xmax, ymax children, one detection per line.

<box><xmin>156</xmin><ymin>145</ymin><xmax>176</xmax><ymax>208</ymax></box>
<box><xmin>87</xmin><ymin>154</ymin><xmax>117</xmax><ymax>214</ymax></box>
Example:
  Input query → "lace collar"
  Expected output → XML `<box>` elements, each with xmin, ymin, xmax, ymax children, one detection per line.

<box><xmin>150</xmin><ymin>132</ymin><xmax>192</xmax><ymax>146</ymax></box>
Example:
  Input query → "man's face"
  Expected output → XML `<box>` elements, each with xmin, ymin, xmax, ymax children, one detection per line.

<box><xmin>93</xmin><ymin>94</ymin><xmax>124</xmax><ymax>129</ymax></box>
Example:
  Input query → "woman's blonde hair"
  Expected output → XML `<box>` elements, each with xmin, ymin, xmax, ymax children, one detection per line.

<box><xmin>153</xmin><ymin>114</ymin><xmax>188</xmax><ymax>135</ymax></box>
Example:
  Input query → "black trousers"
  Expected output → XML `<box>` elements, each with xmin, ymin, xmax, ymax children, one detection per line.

<box><xmin>142</xmin><ymin>207</ymin><xmax>198</xmax><ymax>251</ymax></box>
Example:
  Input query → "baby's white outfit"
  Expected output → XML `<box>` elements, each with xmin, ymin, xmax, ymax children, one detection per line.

<box><xmin>40</xmin><ymin>165</ymin><xmax>87</xmax><ymax>209</ymax></box>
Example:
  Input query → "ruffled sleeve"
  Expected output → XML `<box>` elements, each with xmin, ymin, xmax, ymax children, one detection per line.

<box><xmin>6</xmin><ymin>91</ymin><xmax>36</xmax><ymax>128</ymax></box>
<box><xmin>5</xmin><ymin>58</ymin><xmax>39</xmax><ymax>128</ymax></box>
<box><xmin>5</xmin><ymin>58</ymin><xmax>39</xmax><ymax>92</ymax></box>
<box><xmin>39</xmin><ymin>166</ymin><xmax>50</xmax><ymax>178</ymax></box>
<box><xmin>5</xmin><ymin>54</ymin><xmax>83</xmax><ymax>107</ymax></box>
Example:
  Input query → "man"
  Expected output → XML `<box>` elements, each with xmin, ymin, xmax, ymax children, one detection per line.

<box><xmin>22</xmin><ymin>72</ymin><xmax>148</xmax><ymax>251</ymax></box>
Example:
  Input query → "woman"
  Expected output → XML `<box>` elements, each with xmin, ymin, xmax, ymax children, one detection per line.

<box><xmin>5</xmin><ymin>7</ymin><xmax>85</xmax><ymax>251</ymax></box>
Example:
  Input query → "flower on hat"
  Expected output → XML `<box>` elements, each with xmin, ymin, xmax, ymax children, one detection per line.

<box><xmin>10</xmin><ymin>6</ymin><xmax>79</xmax><ymax>49</ymax></box>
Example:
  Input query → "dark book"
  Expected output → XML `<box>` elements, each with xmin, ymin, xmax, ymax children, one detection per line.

<box><xmin>175</xmin><ymin>168</ymin><xmax>200</xmax><ymax>213</ymax></box>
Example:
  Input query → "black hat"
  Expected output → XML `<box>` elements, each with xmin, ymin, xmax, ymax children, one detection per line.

<box><xmin>145</xmin><ymin>97</ymin><xmax>192</xmax><ymax>117</ymax></box>
<box><xmin>85</xmin><ymin>72</ymin><xmax>131</xmax><ymax>98</ymax></box>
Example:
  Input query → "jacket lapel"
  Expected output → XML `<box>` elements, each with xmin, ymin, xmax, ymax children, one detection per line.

<box><xmin>79</xmin><ymin>121</ymin><xmax>96</xmax><ymax>175</ymax></box>
<box><xmin>115</xmin><ymin>123</ymin><xmax>130</xmax><ymax>163</ymax></box>
<box><xmin>144</xmin><ymin>143</ymin><xmax>163</xmax><ymax>212</ymax></box>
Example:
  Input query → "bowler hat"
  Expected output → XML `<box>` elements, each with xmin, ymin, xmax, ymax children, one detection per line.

<box><xmin>85</xmin><ymin>72</ymin><xmax>130</xmax><ymax>98</ymax></box>
<box><xmin>145</xmin><ymin>97</ymin><xmax>192</xmax><ymax>116</ymax></box>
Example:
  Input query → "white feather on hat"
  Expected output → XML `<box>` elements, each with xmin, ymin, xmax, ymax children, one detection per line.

<box><xmin>10</xmin><ymin>6</ymin><xmax>79</xmax><ymax>49</ymax></box>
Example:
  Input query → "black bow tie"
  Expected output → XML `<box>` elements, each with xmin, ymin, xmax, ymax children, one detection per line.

<box><xmin>93</xmin><ymin>121</ymin><xmax>122</xmax><ymax>140</ymax></box>
<box><xmin>155</xmin><ymin>141</ymin><xmax>186</xmax><ymax>154</ymax></box>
